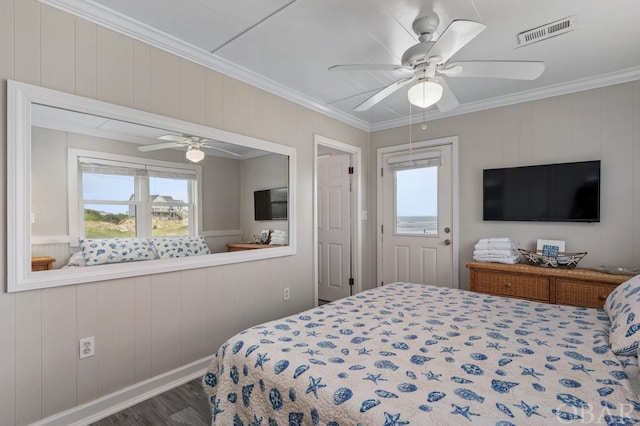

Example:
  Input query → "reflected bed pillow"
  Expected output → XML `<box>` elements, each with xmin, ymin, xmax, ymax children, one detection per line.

<box><xmin>63</xmin><ymin>251</ymin><xmax>86</xmax><ymax>268</ymax></box>
<box><xmin>150</xmin><ymin>236</ymin><xmax>211</xmax><ymax>259</ymax></box>
<box><xmin>79</xmin><ymin>238</ymin><xmax>155</xmax><ymax>266</ymax></box>
<box><xmin>604</xmin><ymin>273</ymin><xmax>640</xmax><ymax>356</ymax></box>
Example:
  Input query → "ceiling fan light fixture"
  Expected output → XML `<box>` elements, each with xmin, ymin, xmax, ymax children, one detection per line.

<box><xmin>186</xmin><ymin>146</ymin><xmax>205</xmax><ymax>163</ymax></box>
<box><xmin>407</xmin><ymin>79</ymin><xmax>443</xmax><ymax>108</ymax></box>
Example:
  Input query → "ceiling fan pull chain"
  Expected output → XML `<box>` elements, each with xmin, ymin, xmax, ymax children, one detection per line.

<box><xmin>422</xmin><ymin>107</ymin><xmax>427</xmax><ymax>131</ymax></box>
<box><xmin>409</xmin><ymin>102</ymin><xmax>413</xmax><ymax>163</ymax></box>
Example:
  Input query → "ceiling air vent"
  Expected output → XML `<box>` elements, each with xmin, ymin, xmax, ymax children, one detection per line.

<box><xmin>518</xmin><ymin>16</ymin><xmax>575</xmax><ymax>46</ymax></box>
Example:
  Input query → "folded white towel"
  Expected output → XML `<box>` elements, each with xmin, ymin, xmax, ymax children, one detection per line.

<box><xmin>473</xmin><ymin>249</ymin><xmax>517</xmax><ymax>257</ymax></box>
<box><xmin>474</xmin><ymin>242</ymin><xmax>516</xmax><ymax>251</ymax></box>
<box><xmin>478</xmin><ymin>237</ymin><xmax>512</xmax><ymax>244</ymax></box>
<box><xmin>473</xmin><ymin>254</ymin><xmax>520</xmax><ymax>265</ymax></box>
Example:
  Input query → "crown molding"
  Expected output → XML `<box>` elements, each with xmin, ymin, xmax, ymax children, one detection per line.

<box><xmin>39</xmin><ymin>0</ymin><xmax>640</xmax><ymax>134</ymax></box>
<box><xmin>38</xmin><ymin>0</ymin><xmax>371</xmax><ymax>132</ymax></box>
<box><xmin>371</xmin><ymin>65</ymin><xmax>640</xmax><ymax>131</ymax></box>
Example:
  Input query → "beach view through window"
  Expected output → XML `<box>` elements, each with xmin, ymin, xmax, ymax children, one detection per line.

<box><xmin>395</xmin><ymin>166</ymin><xmax>438</xmax><ymax>235</ymax></box>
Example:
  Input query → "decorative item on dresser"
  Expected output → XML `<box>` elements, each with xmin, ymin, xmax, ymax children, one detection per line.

<box><xmin>518</xmin><ymin>248</ymin><xmax>587</xmax><ymax>268</ymax></box>
<box><xmin>466</xmin><ymin>261</ymin><xmax>630</xmax><ymax>308</ymax></box>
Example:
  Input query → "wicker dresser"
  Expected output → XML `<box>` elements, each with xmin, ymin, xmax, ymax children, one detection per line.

<box><xmin>466</xmin><ymin>261</ymin><xmax>631</xmax><ymax>308</ymax></box>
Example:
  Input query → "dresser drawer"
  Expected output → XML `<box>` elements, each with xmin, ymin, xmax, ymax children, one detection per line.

<box><xmin>555</xmin><ymin>279</ymin><xmax>615</xmax><ymax>309</ymax></box>
<box><xmin>472</xmin><ymin>270</ymin><xmax>549</xmax><ymax>301</ymax></box>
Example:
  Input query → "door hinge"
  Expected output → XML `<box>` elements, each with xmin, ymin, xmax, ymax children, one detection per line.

<box><xmin>348</xmin><ymin>166</ymin><xmax>354</xmax><ymax>174</ymax></box>
<box><xmin>381</xmin><ymin>167</ymin><xmax>384</xmax><ymax>177</ymax></box>
<box><xmin>381</xmin><ymin>225</ymin><xmax>383</xmax><ymax>234</ymax></box>
<box><xmin>381</xmin><ymin>281</ymin><xmax>384</xmax><ymax>286</ymax></box>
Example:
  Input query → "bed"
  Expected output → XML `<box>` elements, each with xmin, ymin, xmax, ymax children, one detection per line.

<box><xmin>203</xmin><ymin>279</ymin><xmax>640</xmax><ymax>425</ymax></box>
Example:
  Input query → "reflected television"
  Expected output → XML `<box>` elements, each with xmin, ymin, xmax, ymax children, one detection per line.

<box><xmin>483</xmin><ymin>160</ymin><xmax>600</xmax><ymax>222</ymax></box>
<box><xmin>254</xmin><ymin>188</ymin><xmax>288</xmax><ymax>221</ymax></box>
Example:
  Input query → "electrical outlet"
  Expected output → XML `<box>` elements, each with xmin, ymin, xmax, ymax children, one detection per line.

<box><xmin>79</xmin><ymin>336</ymin><xmax>95</xmax><ymax>359</ymax></box>
<box><xmin>283</xmin><ymin>287</ymin><xmax>290</xmax><ymax>301</ymax></box>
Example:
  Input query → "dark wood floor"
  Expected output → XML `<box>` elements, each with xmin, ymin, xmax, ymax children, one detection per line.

<box><xmin>90</xmin><ymin>378</ymin><xmax>211</xmax><ymax>426</ymax></box>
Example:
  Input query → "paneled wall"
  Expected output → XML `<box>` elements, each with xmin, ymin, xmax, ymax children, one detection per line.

<box><xmin>0</xmin><ymin>2</ymin><xmax>369</xmax><ymax>425</ymax></box>
<box><xmin>371</xmin><ymin>81</ymin><xmax>640</xmax><ymax>289</ymax></box>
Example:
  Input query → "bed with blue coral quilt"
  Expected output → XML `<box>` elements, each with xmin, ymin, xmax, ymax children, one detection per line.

<box><xmin>203</xmin><ymin>282</ymin><xmax>640</xmax><ymax>425</ymax></box>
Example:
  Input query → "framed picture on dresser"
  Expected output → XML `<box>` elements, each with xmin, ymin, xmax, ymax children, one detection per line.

<box><xmin>536</xmin><ymin>238</ymin><xmax>565</xmax><ymax>256</ymax></box>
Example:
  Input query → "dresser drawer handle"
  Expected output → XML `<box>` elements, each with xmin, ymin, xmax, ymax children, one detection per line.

<box><xmin>505</xmin><ymin>282</ymin><xmax>513</xmax><ymax>288</ymax></box>
<box><xmin>598</xmin><ymin>295</ymin><xmax>607</xmax><ymax>301</ymax></box>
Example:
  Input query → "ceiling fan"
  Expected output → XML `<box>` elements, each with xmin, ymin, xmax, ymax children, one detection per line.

<box><xmin>138</xmin><ymin>134</ymin><xmax>241</xmax><ymax>162</ymax></box>
<box><xmin>329</xmin><ymin>14</ymin><xmax>545</xmax><ymax>112</ymax></box>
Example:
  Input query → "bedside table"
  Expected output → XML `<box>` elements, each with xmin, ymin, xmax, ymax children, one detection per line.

<box><xmin>31</xmin><ymin>256</ymin><xmax>56</xmax><ymax>271</ymax></box>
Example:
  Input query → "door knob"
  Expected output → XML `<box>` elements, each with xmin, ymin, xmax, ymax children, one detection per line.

<box><xmin>444</xmin><ymin>227</ymin><xmax>451</xmax><ymax>233</ymax></box>
<box><xmin>444</xmin><ymin>239</ymin><xmax>451</xmax><ymax>245</ymax></box>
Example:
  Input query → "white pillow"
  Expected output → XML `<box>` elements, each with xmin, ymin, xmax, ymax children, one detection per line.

<box><xmin>150</xmin><ymin>236</ymin><xmax>211</xmax><ymax>259</ymax></box>
<box><xmin>80</xmin><ymin>238</ymin><xmax>155</xmax><ymax>266</ymax></box>
<box><xmin>604</xmin><ymin>274</ymin><xmax>640</xmax><ymax>356</ymax></box>
<box><xmin>64</xmin><ymin>251</ymin><xmax>86</xmax><ymax>267</ymax></box>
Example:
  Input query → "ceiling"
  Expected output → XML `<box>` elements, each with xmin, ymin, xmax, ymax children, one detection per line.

<box><xmin>42</xmin><ymin>0</ymin><xmax>640</xmax><ymax>131</ymax></box>
<box><xmin>32</xmin><ymin>104</ymin><xmax>271</xmax><ymax>159</ymax></box>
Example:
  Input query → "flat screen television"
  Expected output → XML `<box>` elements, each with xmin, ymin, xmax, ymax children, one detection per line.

<box><xmin>483</xmin><ymin>160</ymin><xmax>600</xmax><ymax>222</ymax></box>
<box><xmin>254</xmin><ymin>188</ymin><xmax>288</xmax><ymax>221</ymax></box>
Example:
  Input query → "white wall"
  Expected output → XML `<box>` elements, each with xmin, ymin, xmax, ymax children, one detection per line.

<box><xmin>371</xmin><ymin>81</ymin><xmax>640</xmax><ymax>289</ymax></box>
<box><xmin>0</xmin><ymin>2</ymin><xmax>369</xmax><ymax>425</ymax></box>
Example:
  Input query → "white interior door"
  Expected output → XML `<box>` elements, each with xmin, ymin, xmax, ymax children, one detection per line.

<box><xmin>317</xmin><ymin>154</ymin><xmax>352</xmax><ymax>301</ymax></box>
<box><xmin>381</xmin><ymin>144</ymin><xmax>453</xmax><ymax>287</ymax></box>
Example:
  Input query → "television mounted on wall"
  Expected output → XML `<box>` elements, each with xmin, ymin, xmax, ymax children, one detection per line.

<box><xmin>254</xmin><ymin>188</ymin><xmax>288</xmax><ymax>221</ymax></box>
<box><xmin>483</xmin><ymin>160</ymin><xmax>600</xmax><ymax>222</ymax></box>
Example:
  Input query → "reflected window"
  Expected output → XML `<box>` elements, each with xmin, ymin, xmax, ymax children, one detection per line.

<box><xmin>150</xmin><ymin>177</ymin><xmax>190</xmax><ymax>237</ymax></box>
<box><xmin>394</xmin><ymin>167</ymin><xmax>438</xmax><ymax>235</ymax></box>
<box><xmin>76</xmin><ymin>154</ymin><xmax>198</xmax><ymax>241</ymax></box>
<box><xmin>82</xmin><ymin>172</ymin><xmax>136</xmax><ymax>238</ymax></box>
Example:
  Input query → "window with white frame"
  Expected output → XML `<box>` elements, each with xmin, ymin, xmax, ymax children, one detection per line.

<box><xmin>70</xmin><ymin>150</ymin><xmax>201</xmax><ymax>244</ymax></box>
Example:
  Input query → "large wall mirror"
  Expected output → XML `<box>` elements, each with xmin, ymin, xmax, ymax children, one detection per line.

<box><xmin>7</xmin><ymin>80</ymin><xmax>296</xmax><ymax>292</ymax></box>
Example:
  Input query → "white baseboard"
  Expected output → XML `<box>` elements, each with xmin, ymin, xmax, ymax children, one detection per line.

<box><xmin>31</xmin><ymin>356</ymin><xmax>214</xmax><ymax>426</ymax></box>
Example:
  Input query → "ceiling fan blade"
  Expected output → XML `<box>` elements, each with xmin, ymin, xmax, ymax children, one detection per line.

<box><xmin>137</xmin><ymin>141</ymin><xmax>185</xmax><ymax>152</ymax></box>
<box><xmin>441</xmin><ymin>61</ymin><xmax>545</xmax><ymax>80</ymax></box>
<box><xmin>203</xmin><ymin>145</ymin><xmax>242</xmax><ymax>157</ymax></box>
<box><xmin>434</xmin><ymin>77</ymin><xmax>459</xmax><ymax>112</ymax></box>
<box><xmin>427</xmin><ymin>20</ymin><xmax>486</xmax><ymax>64</ymax></box>
<box><xmin>354</xmin><ymin>75</ymin><xmax>417</xmax><ymax>111</ymax></box>
<box><xmin>158</xmin><ymin>134</ymin><xmax>191</xmax><ymax>143</ymax></box>
<box><xmin>329</xmin><ymin>64</ymin><xmax>413</xmax><ymax>73</ymax></box>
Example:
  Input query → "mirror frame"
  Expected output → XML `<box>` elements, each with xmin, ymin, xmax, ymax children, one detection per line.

<box><xmin>7</xmin><ymin>80</ymin><xmax>297</xmax><ymax>292</ymax></box>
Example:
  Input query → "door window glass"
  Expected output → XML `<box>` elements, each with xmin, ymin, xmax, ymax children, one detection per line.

<box><xmin>394</xmin><ymin>166</ymin><xmax>438</xmax><ymax>235</ymax></box>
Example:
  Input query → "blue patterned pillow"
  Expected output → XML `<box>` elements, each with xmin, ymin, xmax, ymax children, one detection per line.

<box><xmin>604</xmin><ymin>274</ymin><xmax>640</xmax><ymax>356</ymax></box>
<box><xmin>150</xmin><ymin>236</ymin><xmax>211</xmax><ymax>259</ymax></box>
<box><xmin>79</xmin><ymin>238</ymin><xmax>156</xmax><ymax>266</ymax></box>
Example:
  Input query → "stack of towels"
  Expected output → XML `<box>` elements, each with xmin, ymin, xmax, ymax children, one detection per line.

<box><xmin>473</xmin><ymin>237</ymin><xmax>520</xmax><ymax>264</ymax></box>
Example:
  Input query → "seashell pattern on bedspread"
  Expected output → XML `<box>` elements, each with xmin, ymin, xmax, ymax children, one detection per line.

<box><xmin>202</xmin><ymin>282</ymin><xmax>640</xmax><ymax>425</ymax></box>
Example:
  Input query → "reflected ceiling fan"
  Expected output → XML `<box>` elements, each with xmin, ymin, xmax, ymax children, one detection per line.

<box><xmin>138</xmin><ymin>134</ymin><xmax>241</xmax><ymax>163</ymax></box>
<box><xmin>329</xmin><ymin>14</ymin><xmax>545</xmax><ymax>112</ymax></box>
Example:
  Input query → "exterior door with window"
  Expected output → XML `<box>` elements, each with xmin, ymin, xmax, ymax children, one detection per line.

<box><xmin>381</xmin><ymin>144</ymin><xmax>453</xmax><ymax>287</ymax></box>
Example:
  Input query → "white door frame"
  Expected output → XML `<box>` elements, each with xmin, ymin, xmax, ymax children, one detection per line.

<box><xmin>313</xmin><ymin>134</ymin><xmax>362</xmax><ymax>305</ymax></box>
<box><xmin>376</xmin><ymin>135</ymin><xmax>460</xmax><ymax>288</ymax></box>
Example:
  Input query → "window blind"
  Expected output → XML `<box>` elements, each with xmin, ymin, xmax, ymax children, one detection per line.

<box><xmin>387</xmin><ymin>150</ymin><xmax>441</xmax><ymax>171</ymax></box>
